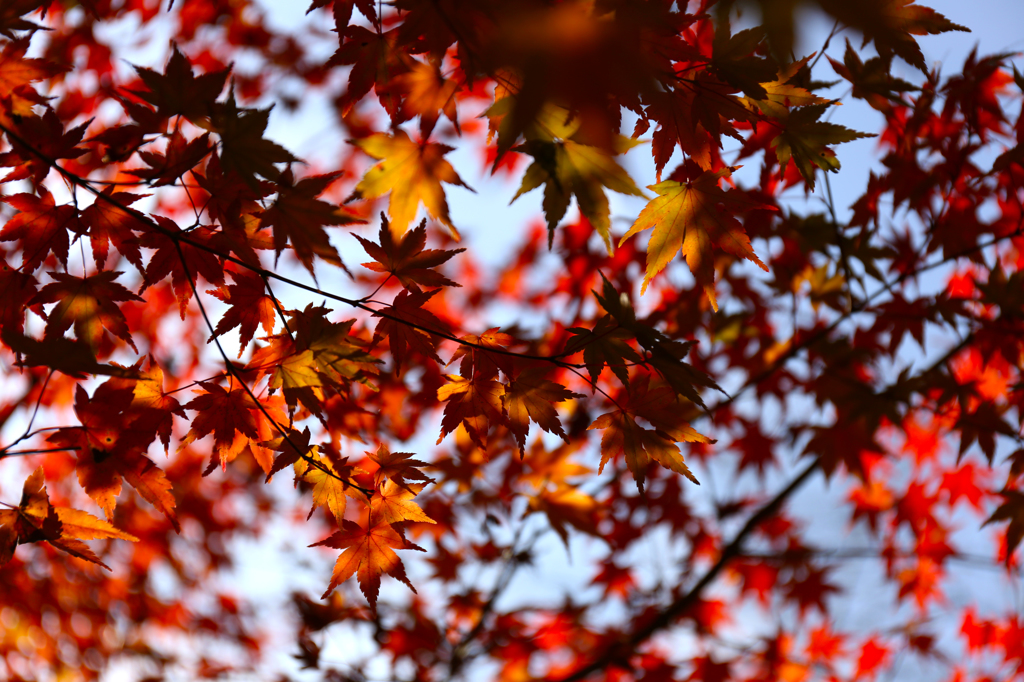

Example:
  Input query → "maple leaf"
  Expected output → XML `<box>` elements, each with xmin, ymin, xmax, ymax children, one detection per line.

<box><xmin>742</xmin><ymin>56</ymin><xmax>832</xmax><ymax>119</ymax></box>
<box><xmin>817</xmin><ymin>0</ymin><xmax>969</xmax><ymax>72</ymax></box>
<box><xmin>212</xmin><ymin>88</ymin><xmax>298</xmax><ymax>189</ymax></box>
<box><xmin>207</xmin><ymin>269</ymin><xmax>278</xmax><ymax>354</ymax></box>
<box><xmin>331</xmin><ymin>26</ymin><xmax>409</xmax><ymax>116</ymax></box>
<box><xmin>519</xmin><ymin>441</ymin><xmax>591</xmax><ymax>492</ymax></box>
<box><xmin>620</xmin><ymin>167</ymin><xmax>771</xmax><ymax>309</ymax></box>
<box><xmin>313</xmin><ymin>518</ymin><xmax>424</xmax><ymax>610</ymax></box>
<box><xmin>955</xmin><ymin>401</ymin><xmax>1016</xmax><ymax>464</ymax></box>
<box><xmin>735</xmin><ymin>419</ymin><xmax>777</xmax><ymax>478</ymax></box>
<box><xmin>828</xmin><ymin>39</ymin><xmax>919</xmax><ymax>113</ymax></box>
<box><xmin>527</xmin><ymin>483</ymin><xmax>600</xmax><ymax>546</ymax></box>
<box><xmin>370</xmin><ymin>480</ymin><xmax>436</xmax><ymax>526</ymax></box>
<box><xmin>0</xmin><ymin>468</ymin><xmax>138</xmax><ymax>569</ymax></box>
<box><xmin>588</xmin><ymin>377</ymin><xmax>710</xmax><ymax>491</ymax></box>
<box><xmin>770</xmin><ymin>104</ymin><xmax>874</xmax><ymax>189</ymax></box>
<box><xmin>587</xmin><ymin>272</ymin><xmax>719</xmax><ymax>407</ymax></box>
<box><xmin>78</xmin><ymin>189</ymin><xmax>147</xmax><ymax>272</ymax></box>
<box><xmin>589</xmin><ymin>409</ymin><xmax>659</xmax><ymax>483</ymax></box>
<box><xmin>366</xmin><ymin>443</ymin><xmax>434</xmax><ymax>490</ymax></box>
<box><xmin>641</xmin><ymin>88</ymin><xmax>718</xmax><ymax>175</ymax></box>
<box><xmin>262</xmin><ymin>427</ymin><xmax>317</xmax><ymax>481</ymax></box>
<box><xmin>565</xmin><ymin>315</ymin><xmax>643</xmax><ymax>387</ymax></box>
<box><xmin>0</xmin><ymin>107</ymin><xmax>88</xmax><ymax>185</ymax></box>
<box><xmin>395</xmin><ymin>58</ymin><xmax>460</xmax><ymax>138</ymax></box>
<box><xmin>783</xmin><ymin>565</ymin><xmax>842</xmax><ymax>616</ymax></box>
<box><xmin>256</xmin><ymin>170</ymin><xmax>366</xmax><ymax>276</ymax></box>
<box><xmin>0</xmin><ymin>39</ymin><xmax>64</xmax><ymax>116</ymax></box>
<box><xmin>266</xmin><ymin>346</ymin><xmax>326</xmax><ymax>417</ymax></box>
<box><xmin>804</xmin><ymin>419</ymin><xmax>884</xmax><ymax>480</ymax></box>
<box><xmin>181</xmin><ymin>382</ymin><xmax>285</xmax><ymax>474</ymax></box>
<box><xmin>191</xmin><ymin>151</ymin><xmax>273</xmax><ymax>265</ymax></box>
<box><xmin>106</xmin><ymin>451</ymin><xmax>180</xmax><ymax>531</ymax></box>
<box><xmin>0</xmin><ymin>265</ymin><xmax>36</xmax><ymax>334</ymax></box>
<box><xmin>504</xmin><ymin>368</ymin><xmax>581</xmax><ymax>456</ymax></box>
<box><xmin>126</xmin><ymin>129</ymin><xmax>212</xmax><ymax>185</ymax></box>
<box><xmin>373</xmin><ymin>288</ymin><xmax>448</xmax><ymax>372</ymax></box>
<box><xmin>296</xmin><ymin>450</ymin><xmax>366</xmax><ymax>523</ymax></box>
<box><xmin>141</xmin><ymin>217</ymin><xmax>225</xmax><ymax>318</ymax></box>
<box><xmin>355</xmin><ymin>216</ymin><xmax>465</xmax><ymax>291</ymax></box>
<box><xmin>349</xmin><ymin>130</ymin><xmax>473</xmax><ymax>238</ymax></box>
<box><xmin>449</xmin><ymin>328</ymin><xmax>515</xmax><ymax>382</ymax></box>
<box><xmin>132</xmin><ymin>44</ymin><xmax>229</xmax><ymax>123</ymax></box>
<box><xmin>710</xmin><ymin>26</ymin><xmax>777</xmax><ymax>100</ymax></box>
<box><xmin>437</xmin><ymin>374</ymin><xmax>506</xmax><ymax>449</ymax></box>
<box><xmin>47</xmin><ymin>385</ymin><xmax>179</xmax><ymax>531</ymax></box>
<box><xmin>131</xmin><ymin>360</ymin><xmax>187</xmax><ymax>452</ymax></box>
<box><xmin>512</xmin><ymin>138</ymin><xmax>646</xmax><ymax>250</ymax></box>
<box><xmin>31</xmin><ymin>270</ymin><xmax>144</xmax><ymax>352</ymax></box>
<box><xmin>0</xmin><ymin>190</ymin><xmax>75</xmax><ymax>272</ymax></box>
<box><xmin>296</xmin><ymin>313</ymin><xmax>382</xmax><ymax>390</ymax></box>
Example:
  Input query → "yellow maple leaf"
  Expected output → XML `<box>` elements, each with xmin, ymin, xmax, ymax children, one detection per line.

<box><xmin>350</xmin><ymin>130</ymin><xmax>472</xmax><ymax>238</ymax></box>
<box><xmin>620</xmin><ymin>168</ymin><xmax>771</xmax><ymax>309</ymax></box>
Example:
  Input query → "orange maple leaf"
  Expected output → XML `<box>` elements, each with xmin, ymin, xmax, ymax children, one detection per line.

<box><xmin>207</xmin><ymin>269</ymin><xmax>278</xmax><ymax>354</ymax></box>
<box><xmin>313</xmin><ymin>518</ymin><xmax>424</xmax><ymax>610</ymax></box>
<box><xmin>436</xmin><ymin>374</ymin><xmax>506</xmax><ymax>449</ymax></box>
<box><xmin>395</xmin><ymin>58</ymin><xmax>460</xmax><ymax>138</ymax></box>
<box><xmin>449</xmin><ymin>328</ymin><xmax>516</xmax><ymax>381</ymax></box>
<box><xmin>181</xmin><ymin>382</ymin><xmax>287</xmax><ymax>474</ymax></box>
<box><xmin>370</xmin><ymin>480</ymin><xmax>436</xmax><ymax>526</ymax></box>
<box><xmin>527</xmin><ymin>483</ymin><xmax>600</xmax><ymax>546</ymax></box>
<box><xmin>0</xmin><ymin>39</ymin><xmax>64</xmax><ymax>115</ymax></box>
<box><xmin>0</xmin><ymin>468</ymin><xmax>138</xmax><ymax>569</ymax></box>
<box><xmin>296</xmin><ymin>450</ymin><xmax>366</xmax><ymax>523</ymax></box>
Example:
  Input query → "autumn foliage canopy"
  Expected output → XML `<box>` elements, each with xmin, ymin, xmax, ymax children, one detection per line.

<box><xmin>2</xmin><ymin>0</ymin><xmax>1024</xmax><ymax>680</ymax></box>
